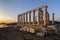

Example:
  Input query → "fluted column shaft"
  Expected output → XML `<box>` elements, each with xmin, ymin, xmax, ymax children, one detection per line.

<box><xmin>23</xmin><ymin>14</ymin><xmax>25</xmax><ymax>24</ymax></box>
<box><xmin>18</xmin><ymin>15</ymin><xmax>20</xmax><ymax>23</ymax></box>
<box><xmin>38</xmin><ymin>9</ymin><xmax>41</xmax><ymax>25</ymax></box>
<box><xmin>21</xmin><ymin>15</ymin><xmax>22</xmax><ymax>24</ymax></box>
<box><xmin>47</xmin><ymin>12</ymin><xmax>49</xmax><ymax>24</ymax></box>
<box><xmin>40</xmin><ymin>10</ymin><xmax>43</xmax><ymax>24</ymax></box>
<box><xmin>22</xmin><ymin>14</ymin><xmax>24</xmax><ymax>24</ymax></box>
<box><xmin>26</xmin><ymin>13</ymin><xmax>28</xmax><ymax>24</ymax></box>
<box><xmin>52</xmin><ymin>13</ymin><xmax>54</xmax><ymax>25</ymax></box>
<box><xmin>29</xmin><ymin>11</ymin><xmax>31</xmax><ymax>24</ymax></box>
<box><xmin>33</xmin><ymin>10</ymin><xmax>35</xmax><ymax>24</ymax></box>
<box><xmin>44</xmin><ymin>6</ymin><xmax>47</xmax><ymax>26</ymax></box>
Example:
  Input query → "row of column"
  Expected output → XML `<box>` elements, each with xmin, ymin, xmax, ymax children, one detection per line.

<box><xmin>18</xmin><ymin>6</ymin><xmax>50</xmax><ymax>27</ymax></box>
<box><xmin>18</xmin><ymin>10</ymin><xmax>44</xmax><ymax>24</ymax></box>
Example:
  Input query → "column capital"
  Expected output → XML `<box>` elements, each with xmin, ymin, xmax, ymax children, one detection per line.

<box><xmin>25</xmin><ymin>12</ymin><xmax>28</xmax><ymax>14</ymax></box>
<box><xmin>43</xmin><ymin>4</ymin><xmax>48</xmax><ymax>8</ymax></box>
<box><xmin>28</xmin><ymin>11</ymin><xmax>31</xmax><ymax>13</ymax></box>
<box><xmin>32</xmin><ymin>10</ymin><xmax>36</xmax><ymax>12</ymax></box>
<box><xmin>18</xmin><ymin>14</ymin><xmax>21</xmax><ymax>17</ymax></box>
<box><xmin>52</xmin><ymin>13</ymin><xmax>54</xmax><ymax>15</ymax></box>
<box><xmin>37</xmin><ymin>8</ymin><xmax>41</xmax><ymax>10</ymax></box>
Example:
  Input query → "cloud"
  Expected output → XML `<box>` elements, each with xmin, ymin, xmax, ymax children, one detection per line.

<box><xmin>55</xmin><ymin>17</ymin><xmax>60</xmax><ymax>22</ymax></box>
<box><xmin>0</xmin><ymin>17</ymin><xmax>16</xmax><ymax>23</ymax></box>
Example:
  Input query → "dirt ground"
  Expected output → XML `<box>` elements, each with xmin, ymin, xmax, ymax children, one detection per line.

<box><xmin>0</xmin><ymin>27</ymin><xmax>60</xmax><ymax>40</ymax></box>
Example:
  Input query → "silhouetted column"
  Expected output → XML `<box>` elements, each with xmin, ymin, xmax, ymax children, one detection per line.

<box><xmin>52</xmin><ymin>13</ymin><xmax>54</xmax><ymax>25</ymax></box>
<box><xmin>29</xmin><ymin>11</ymin><xmax>31</xmax><ymax>24</ymax></box>
<box><xmin>22</xmin><ymin>15</ymin><xmax>24</xmax><ymax>24</ymax></box>
<box><xmin>44</xmin><ymin>6</ymin><xmax>47</xmax><ymax>27</ymax></box>
<box><xmin>18</xmin><ymin>15</ymin><xmax>20</xmax><ymax>23</ymax></box>
<box><xmin>21</xmin><ymin>15</ymin><xmax>22</xmax><ymax>24</ymax></box>
<box><xmin>19</xmin><ymin>15</ymin><xmax>21</xmax><ymax>23</ymax></box>
<box><xmin>33</xmin><ymin>10</ymin><xmax>35</xmax><ymax>24</ymax></box>
<box><xmin>38</xmin><ymin>9</ymin><xmax>41</xmax><ymax>25</ymax></box>
<box><xmin>26</xmin><ymin>13</ymin><xmax>28</xmax><ymax>24</ymax></box>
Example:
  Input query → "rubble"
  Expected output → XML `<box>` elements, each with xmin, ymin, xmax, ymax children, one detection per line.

<box><xmin>0</xmin><ymin>27</ymin><xmax>60</xmax><ymax>40</ymax></box>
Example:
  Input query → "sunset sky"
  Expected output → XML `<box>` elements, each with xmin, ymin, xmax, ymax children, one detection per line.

<box><xmin>0</xmin><ymin>0</ymin><xmax>60</xmax><ymax>23</ymax></box>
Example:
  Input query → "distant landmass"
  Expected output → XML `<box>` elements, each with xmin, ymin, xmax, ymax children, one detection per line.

<box><xmin>0</xmin><ymin>21</ymin><xmax>60</xmax><ymax>25</ymax></box>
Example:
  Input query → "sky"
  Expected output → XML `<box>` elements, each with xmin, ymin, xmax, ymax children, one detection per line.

<box><xmin>0</xmin><ymin>0</ymin><xmax>60</xmax><ymax>23</ymax></box>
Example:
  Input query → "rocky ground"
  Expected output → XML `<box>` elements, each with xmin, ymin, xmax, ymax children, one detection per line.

<box><xmin>0</xmin><ymin>27</ymin><xmax>60</xmax><ymax>40</ymax></box>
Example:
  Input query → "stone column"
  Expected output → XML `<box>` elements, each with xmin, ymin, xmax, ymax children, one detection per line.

<box><xmin>19</xmin><ymin>15</ymin><xmax>21</xmax><ymax>23</ymax></box>
<box><xmin>22</xmin><ymin>15</ymin><xmax>23</xmax><ymax>24</ymax></box>
<box><xmin>33</xmin><ymin>10</ymin><xmax>35</xmax><ymax>24</ymax></box>
<box><xmin>52</xmin><ymin>13</ymin><xmax>54</xmax><ymax>25</ymax></box>
<box><xmin>47</xmin><ymin>12</ymin><xmax>49</xmax><ymax>24</ymax></box>
<box><xmin>17</xmin><ymin>15</ymin><xmax>20</xmax><ymax>23</ymax></box>
<box><xmin>22</xmin><ymin>15</ymin><xmax>24</xmax><ymax>24</ymax></box>
<box><xmin>35</xmin><ymin>15</ymin><xmax>37</xmax><ymax>23</ymax></box>
<box><xmin>26</xmin><ymin>13</ymin><xmax>28</xmax><ymax>24</ymax></box>
<box><xmin>44</xmin><ymin>6</ymin><xmax>47</xmax><ymax>27</ymax></box>
<box><xmin>38</xmin><ymin>9</ymin><xmax>41</xmax><ymax>25</ymax></box>
<box><xmin>23</xmin><ymin>14</ymin><xmax>25</xmax><ymax>24</ymax></box>
<box><xmin>40</xmin><ymin>10</ymin><xmax>43</xmax><ymax>24</ymax></box>
<box><xmin>21</xmin><ymin>15</ymin><xmax>22</xmax><ymax>24</ymax></box>
<box><xmin>29</xmin><ymin>11</ymin><xmax>31</xmax><ymax>24</ymax></box>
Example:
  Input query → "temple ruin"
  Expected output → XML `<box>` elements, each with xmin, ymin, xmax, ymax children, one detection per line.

<box><xmin>17</xmin><ymin>4</ymin><xmax>55</xmax><ymax>31</ymax></box>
